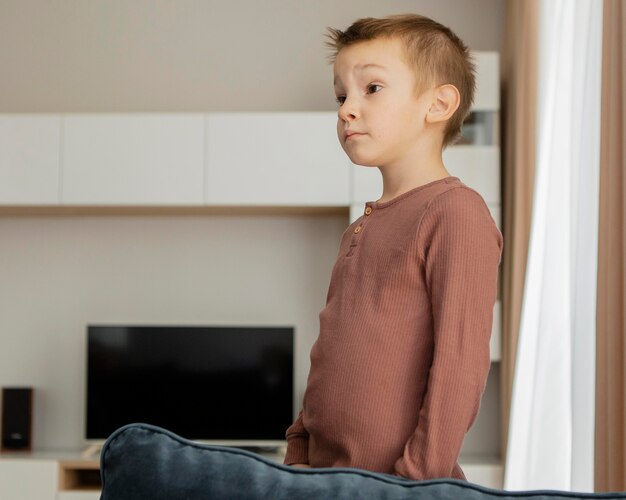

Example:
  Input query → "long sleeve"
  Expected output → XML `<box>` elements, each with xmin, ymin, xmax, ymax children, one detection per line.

<box><xmin>283</xmin><ymin>409</ymin><xmax>310</xmax><ymax>465</ymax></box>
<box><xmin>393</xmin><ymin>188</ymin><xmax>503</xmax><ymax>479</ymax></box>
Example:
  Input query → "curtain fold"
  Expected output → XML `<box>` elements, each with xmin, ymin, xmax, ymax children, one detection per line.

<box><xmin>595</xmin><ymin>0</ymin><xmax>626</xmax><ymax>492</ymax></box>
<box><xmin>500</xmin><ymin>0</ymin><xmax>539</xmax><ymax>469</ymax></box>
<box><xmin>504</xmin><ymin>0</ymin><xmax>602</xmax><ymax>491</ymax></box>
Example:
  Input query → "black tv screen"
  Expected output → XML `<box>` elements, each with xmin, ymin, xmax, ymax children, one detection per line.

<box><xmin>86</xmin><ymin>325</ymin><xmax>294</xmax><ymax>444</ymax></box>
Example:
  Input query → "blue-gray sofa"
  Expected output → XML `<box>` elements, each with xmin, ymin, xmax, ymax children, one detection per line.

<box><xmin>99</xmin><ymin>423</ymin><xmax>626</xmax><ymax>499</ymax></box>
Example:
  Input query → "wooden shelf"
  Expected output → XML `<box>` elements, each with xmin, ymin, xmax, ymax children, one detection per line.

<box><xmin>0</xmin><ymin>205</ymin><xmax>349</xmax><ymax>217</ymax></box>
<box><xmin>58</xmin><ymin>459</ymin><xmax>100</xmax><ymax>491</ymax></box>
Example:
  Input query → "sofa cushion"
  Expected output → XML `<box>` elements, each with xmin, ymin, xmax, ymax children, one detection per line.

<box><xmin>99</xmin><ymin>423</ymin><xmax>626</xmax><ymax>499</ymax></box>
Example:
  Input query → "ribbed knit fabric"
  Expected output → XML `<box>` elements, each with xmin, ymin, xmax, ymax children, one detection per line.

<box><xmin>283</xmin><ymin>176</ymin><xmax>504</xmax><ymax>480</ymax></box>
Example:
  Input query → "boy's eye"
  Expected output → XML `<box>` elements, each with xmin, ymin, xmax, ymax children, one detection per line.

<box><xmin>336</xmin><ymin>83</ymin><xmax>383</xmax><ymax>106</ymax></box>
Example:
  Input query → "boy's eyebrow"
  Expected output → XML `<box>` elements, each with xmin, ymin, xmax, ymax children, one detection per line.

<box><xmin>333</xmin><ymin>63</ymin><xmax>388</xmax><ymax>86</ymax></box>
<box><xmin>355</xmin><ymin>63</ymin><xmax>387</xmax><ymax>70</ymax></box>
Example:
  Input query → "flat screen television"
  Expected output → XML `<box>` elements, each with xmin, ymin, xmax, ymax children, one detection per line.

<box><xmin>86</xmin><ymin>325</ymin><xmax>294</xmax><ymax>447</ymax></box>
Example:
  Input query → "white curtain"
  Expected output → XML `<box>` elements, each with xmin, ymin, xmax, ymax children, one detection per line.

<box><xmin>504</xmin><ymin>0</ymin><xmax>603</xmax><ymax>492</ymax></box>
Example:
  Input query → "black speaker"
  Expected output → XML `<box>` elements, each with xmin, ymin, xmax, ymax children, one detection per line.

<box><xmin>1</xmin><ymin>387</ymin><xmax>33</xmax><ymax>451</ymax></box>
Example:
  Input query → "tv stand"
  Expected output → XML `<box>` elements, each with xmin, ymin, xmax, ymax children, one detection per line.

<box><xmin>0</xmin><ymin>450</ymin><xmax>102</xmax><ymax>499</ymax></box>
<box><xmin>79</xmin><ymin>442</ymin><xmax>286</xmax><ymax>460</ymax></box>
<box><xmin>0</xmin><ymin>446</ymin><xmax>288</xmax><ymax>499</ymax></box>
<box><xmin>81</xmin><ymin>443</ymin><xmax>102</xmax><ymax>459</ymax></box>
<box><xmin>229</xmin><ymin>444</ymin><xmax>286</xmax><ymax>455</ymax></box>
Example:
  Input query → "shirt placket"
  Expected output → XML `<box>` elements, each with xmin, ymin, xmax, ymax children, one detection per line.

<box><xmin>346</xmin><ymin>203</ymin><xmax>374</xmax><ymax>257</ymax></box>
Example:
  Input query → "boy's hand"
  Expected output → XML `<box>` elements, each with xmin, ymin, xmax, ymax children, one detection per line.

<box><xmin>291</xmin><ymin>463</ymin><xmax>311</xmax><ymax>468</ymax></box>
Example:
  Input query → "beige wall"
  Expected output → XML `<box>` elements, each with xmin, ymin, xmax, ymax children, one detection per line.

<box><xmin>0</xmin><ymin>0</ymin><xmax>505</xmax><ymax>112</ymax></box>
<box><xmin>0</xmin><ymin>214</ymin><xmax>348</xmax><ymax>449</ymax></box>
<box><xmin>0</xmin><ymin>0</ymin><xmax>505</xmax><ymax>452</ymax></box>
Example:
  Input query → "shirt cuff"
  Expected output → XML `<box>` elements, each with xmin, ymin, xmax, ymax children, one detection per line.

<box><xmin>283</xmin><ymin>435</ymin><xmax>309</xmax><ymax>465</ymax></box>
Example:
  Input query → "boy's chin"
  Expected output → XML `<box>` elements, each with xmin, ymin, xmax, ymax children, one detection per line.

<box><xmin>345</xmin><ymin>154</ymin><xmax>379</xmax><ymax>168</ymax></box>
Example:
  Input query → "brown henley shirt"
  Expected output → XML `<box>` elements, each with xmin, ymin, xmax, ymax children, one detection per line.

<box><xmin>283</xmin><ymin>175</ymin><xmax>504</xmax><ymax>480</ymax></box>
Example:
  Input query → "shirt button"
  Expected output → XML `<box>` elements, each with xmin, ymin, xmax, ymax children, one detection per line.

<box><xmin>364</xmin><ymin>206</ymin><xmax>372</xmax><ymax>215</ymax></box>
<box><xmin>354</xmin><ymin>225</ymin><xmax>362</xmax><ymax>234</ymax></box>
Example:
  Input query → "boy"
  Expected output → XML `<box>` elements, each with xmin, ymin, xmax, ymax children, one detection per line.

<box><xmin>283</xmin><ymin>14</ymin><xmax>503</xmax><ymax>480</ymax></box>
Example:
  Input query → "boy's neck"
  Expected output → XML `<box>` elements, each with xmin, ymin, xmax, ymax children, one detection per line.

<box><xmin>375</xmin><ymin>156</ymin><xmax>451</xmax><ymax>204</ymax></box>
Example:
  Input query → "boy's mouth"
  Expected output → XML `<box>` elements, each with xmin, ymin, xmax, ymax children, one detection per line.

<box><xmin>345</xmin><ymin>130</ymin><xmax>365</xmax><ymax>140</ymax></box>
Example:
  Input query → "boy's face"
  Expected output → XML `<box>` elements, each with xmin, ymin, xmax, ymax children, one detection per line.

<box><xmin>333</xmin><ymin>37</ymin><xmax>434</xmax><ymax>168</ymax></box>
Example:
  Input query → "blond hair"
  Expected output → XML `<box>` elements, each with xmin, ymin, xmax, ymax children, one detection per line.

<box><xmin>325</xmin><ymin>14</ymin><xmax>476</xmax><ymax>149</ymax></box>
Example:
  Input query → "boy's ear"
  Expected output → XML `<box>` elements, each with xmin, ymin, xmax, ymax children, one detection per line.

<box><xmin>426</xmin><ymin>84</ymin><xmax>461</xmax><ymax>124</ymax></box>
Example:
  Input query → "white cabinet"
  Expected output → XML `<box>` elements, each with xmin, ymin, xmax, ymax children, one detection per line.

<box><xmin>62</xmin><ymin>114</ymin><xmax>204</xmax><ymax>205</ymax></box>
<box><xmin>206</xmin><ymin>112</ymin><xmax>350</xmax><ymax>206</ymax></box>
<box><xmin>0</xmin><ymin>458</ymin><xmax>57</xmax><ymax>500</ymax></box>
<box><xmin>460</xmin><ymin>457</ymin><xmax>503</xmax><ymax>489</ymax></box>
<box><xmin>0</xmin><ymin>112</ymin><xmax>350</xmax><ymax>208</ymax></box>
<box><xmin>491</xmin><ymin>301</ymin><xmax>502</xmax><ymax>361</ymax></box>
<box><xmin>472</xmin><ymin>51</ymin><xmax>500</xmax><ymax>111</ymax></box>
<box><xmin>57</xmin><ymin>491</ymin><xmax>101</xmax><ymax>500</ymax></box>
<box><xmin>0</xmin><ymin>114</ymin><xmax>61</xmax><ymax>204</ymax></box>
<box><xmin>0</xmin><ymin>54</ymin><xmax>498</xmax><ymax>210</ymax></box>
<box><xmin>0</xmin><ymin>450</ymin><xmax>503</xmax><ymax>494</ymax></box>
<box><xmin>443</xmin><ymin>146</ymin><xmax>501</xmax><ymax>204</ymax></box>
<box><xmin>0</xmin><ymin>49</ymin><xmax>503</xmax><ymax>492</ymax></box>
<box><xmin>0</xmin><ymin>452</ymin><xmax>102</xmax><ymax>499</ymax></box>
<box><xmin>350</xmin><ymin>166</ymin><xmax>379</xmax><ymax>208</ymax></box>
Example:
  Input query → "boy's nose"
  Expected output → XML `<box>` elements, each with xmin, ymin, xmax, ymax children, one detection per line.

<box><xmin>338</xmin><ymin>98</ymin><xmax>360</xmax><ymax>122</ymax></box>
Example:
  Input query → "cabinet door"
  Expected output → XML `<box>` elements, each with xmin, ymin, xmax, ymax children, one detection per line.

<box><xmin>0</xmin><ymin>114</ymin><xmax>61</xmax><ymax>204</ymax></box>
<box><xmin>0</xmin><ymin>459</ymin><xmax>57</xmax><ymax>500</ymax></box>
<box><xmin>490</xmin><ymin>301</ymin><xmax>502</xmax><ymax>362</ymax></box>
<box><xmin>442</xmin><ymin>146</ymin><xmax>501</xmax><ymax>204</ymax></box>
<box><xmin>57</xmin><ymin>492</ymin><xmax>101</xmax><ymax>500</ymax></box>
<box><xmin>459</xmin><ymin>461</ymin><xmax>503</xmax><ymax>489</ymax></box>
<box><xmin>62</xmin><ymin>114</ymin><xmax>204</xmax><ymax>205</ymax></box>
<box><xmin>206</xmin><ymin>112</ymin><xmax>350</xmax><ymax>206</ymax></box>
<box><xmin>471</xmin><ymin>51</ymin><xmax>500</xmax><ymax>112</ymax></box>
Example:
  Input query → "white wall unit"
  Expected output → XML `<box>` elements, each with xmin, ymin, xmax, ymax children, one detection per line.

<box><xmin>490</xmin><ymin>205</ymin><xmax>501</xmax><ymax>231</ymax></box>
<box><xmin>57</xmin><ymin>493</ymin><xmax>101</xmax><ymax>500</ymax></box>
<box><xmin>0</xmin><ymin>458</ymin><xmax>58</xmax><ymax>500</ymax></box>
<box><xmin>0</xmin><ymin>114</ymin><xmax>61</xmax><ymax>204</ymax></box>
<box><xmin>351</xmin><ymin>166</ymin><xmax>381</xmax><ymax>206</ymax></box>
<box><xmin>471</xmin><ymin>51</ymin><xmax>500</xmax><ymax>112</ymax></box>
<box><xmin>443</xmin><ymin>146</ymin><xmax>501</xmax><ymax>204</ymax></box>
<box><xmin>206</xmin><ymin>112</ymin><xmax>350</xmax><ymax>206</ymax></box>
<box><xmin>0</xmin><ymin>50</ymin><xmax>503</xmax><ymax>487</ymax></box>
<box><xmin>0</xmin><ymin>453</ymin><xmax>101</xmax><ymax>499</ymax></box>
<box><xmin>349</xmin><ymin>203</ymin><xmax>363</xmax><ymax>225</ymax></box>
<box><xmin>0</xmin><ymin>115</ymin><xmax>499</xmax><ymax>210</ymax></box>
<box><xmin>459</xmin><ymin>457</ymin><xmax>503</xmax><ymax>489</ymax></box>
<box><xmin>62</xmin><ymin>114</ymin><xmax>204</xmax><ymax>205</ymax></box>
<box><xmin>0</xmin><ymin>449</ymin><xmax>504</xmax><ymax>493</ymax></box>
<box><xmin>491</xmin><ymin>301</ymin><xmax>502</xmax><ymax>362</ymax></box>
